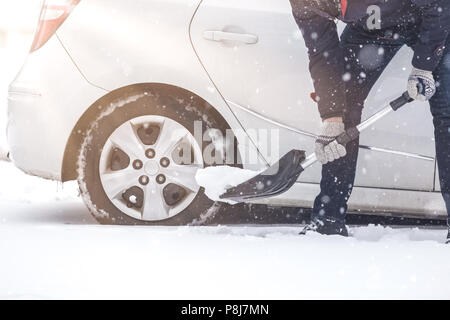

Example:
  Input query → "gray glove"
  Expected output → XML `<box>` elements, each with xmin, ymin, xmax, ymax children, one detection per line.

<box><xmin>315</xmin><ymin>121</ymin><xmax>347</xmax><ymax>165</ymax></box>
<box><xmin>407</xmin><ymin>67</ymin><xmax>436</xmax><ymax>101</ymax></box>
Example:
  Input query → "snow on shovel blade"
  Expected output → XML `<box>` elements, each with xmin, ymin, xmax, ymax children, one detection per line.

<box><xmin>220</xmin><ymin>149</ymin><xmax>306</xmax><ymax>202</ymax></box>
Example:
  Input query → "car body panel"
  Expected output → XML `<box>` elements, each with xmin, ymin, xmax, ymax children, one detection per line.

<box><xmin>56</xmin><ymin>0</ymin><xmax>266</xmax><ymax>171</ymax></box>
<box><xmin>6</xmin><ymin>0</ymin><xmax>446</xmax><ymax>217</ymax></box>
<box><xmin>253</xmin><ymin>182</ymin><xmax>446</xmax><ymax>218</ymax></box>
<box><xmin>7</xmin><ymin>35</ymin><xmax>107</xmax><ymax>180</ymax></box>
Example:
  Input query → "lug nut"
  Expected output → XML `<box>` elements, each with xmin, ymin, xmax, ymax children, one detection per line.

<box><xmin>145</xmin><ymin>148</ymin><xmax>156</xmax><ymax>159</ymax></box>
<box><xmin>160</xmin><ymin>157</ymin><xmax>170</xmax><ymax>168</ymax></box>
<box><xmin>132</xmin><ymin>160</ymin><xmax>143</xmax><ymax>170</ymax></box>
<box><xmin>156</xmin><ymin>174</ymin><xmax>166</xmax><ymax>185</ymax></box>
<box><xmin>139</xmin><ymin>175</ymin><xmax>149</xmax><ymax>186</ymax></box>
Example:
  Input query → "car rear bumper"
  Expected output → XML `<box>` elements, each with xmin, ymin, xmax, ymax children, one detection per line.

<box><xmin>7</xmin><ymin>35</ymin><xmax>106</xmax><ymax>180</ymax></box>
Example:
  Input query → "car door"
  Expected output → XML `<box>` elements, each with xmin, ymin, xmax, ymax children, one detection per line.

<box><xmin>190</xmin><ymin>0</ymin><xmax>436</xmax><ymax>191</ymax></box>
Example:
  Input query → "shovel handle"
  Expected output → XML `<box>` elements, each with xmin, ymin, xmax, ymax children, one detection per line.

<box><xmin>336</xmin><ymin>91</ymin><xmax>413</xmax><ymax>146</ymax></box>
<box><xmin>390</xmin><ymin>91</ymin><xmax>414</xmax><ymax>111</ymax></box>
<box><xmin>302</xmin><ymin>92</ymin><xmax>414</xmax><ymax>170</ymax></box>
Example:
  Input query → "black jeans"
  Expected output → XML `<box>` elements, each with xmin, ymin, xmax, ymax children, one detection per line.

<box><xmin>312</xmin><ymin>24</ymin><xmax>450</xmax><ymax>226</ymax></box>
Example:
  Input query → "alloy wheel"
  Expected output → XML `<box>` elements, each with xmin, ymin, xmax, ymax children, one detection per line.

<box><xmin>99</xmin><ymin>115</ymin><xmax>203</xmax><ymax>221</ymax></box>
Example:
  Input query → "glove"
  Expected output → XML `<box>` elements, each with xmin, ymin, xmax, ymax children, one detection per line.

<box><xmin>407</xmin><ymin>67</ymin><xmax>436</xmax><ymax>101</ymax></box>
<box><xmin>315</xmin><ymin>121</ymin><xmax>347</xmax><ymax>165</ymax></box>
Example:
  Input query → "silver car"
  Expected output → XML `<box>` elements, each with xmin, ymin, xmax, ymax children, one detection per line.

<box><xmin>6</xmin><ymin>0</ymin><xmax>446</xmax><ymax>225</ymax></box>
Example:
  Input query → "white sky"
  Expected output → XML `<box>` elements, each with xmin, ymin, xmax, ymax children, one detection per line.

<box><xmin>0</xmin><ymin>1</ymin><xmax>43</xmax><ymax>150</ymax></box>
<box><xmin>0</xmin><ymin>0</ymin><xmax>42</xmax><ymax>32</ymax></box>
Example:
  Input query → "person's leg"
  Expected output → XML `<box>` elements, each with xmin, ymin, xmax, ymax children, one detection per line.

<box><xmin>311</xmin><ymin>26</ymin><xmax>403</xmax><ymax>234</ymax></box>
<box><xmin>429</xmin><ymin>36</ymin><xmax>450</xmax><ymax>234</ymax></box>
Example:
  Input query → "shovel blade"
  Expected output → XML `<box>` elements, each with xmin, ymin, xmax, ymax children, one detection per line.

<box><xmin>220</xmin><ymin>149</ymin><xmax>306</xmax><ymax>202</ymax></box>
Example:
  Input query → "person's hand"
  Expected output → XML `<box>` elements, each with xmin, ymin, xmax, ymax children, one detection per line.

<box><xmin>315</xmin><ymin>118</ymin><xmax>347</xmax><ymax>165</ymax></box>
<box><xmin>407</xmin><ymin>67</ymin><xmax>436</xmax><ymax>101</ymax></box>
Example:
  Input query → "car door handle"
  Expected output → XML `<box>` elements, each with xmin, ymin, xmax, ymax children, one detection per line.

<box><xmin>203</xmin><ymin>31</ymin><xmax>258</xmax><ymax>44</ymax></box>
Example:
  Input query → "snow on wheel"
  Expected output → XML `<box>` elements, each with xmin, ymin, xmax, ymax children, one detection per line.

<box><xmin>77</xmin><ymin>87</ymin><xmax>236</xmax><ymax>225</ymax></box>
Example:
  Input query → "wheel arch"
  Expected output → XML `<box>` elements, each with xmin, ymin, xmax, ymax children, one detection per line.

<box><xmin>61</xmin><ymin>82</ymin><xmax>237</xmax><ymax>182</ymax></box>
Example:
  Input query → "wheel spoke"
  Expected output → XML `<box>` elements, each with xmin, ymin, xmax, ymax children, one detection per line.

<box><xmin>156</xmin><ymin>119</ymin><xmax>190</xmax><ymax>156</ymax></box>
<box><xmin>168</xmin><ymin>164</ymin><xmax>202</xmax><ymax>192</ymax></box>
<box><xmin>101</xmin><ymin>169</ymin><xmax>138</xmax><ymax>199</ymax></box>
<box><xmin>142</xmin><ymin>182</ymin><xmax>171</xmax><ymax>221</ymax></box>
<box><xmin>108</xmin><ymin>121</ymin><xmax>145</xmax><ymax>159</ymax></box>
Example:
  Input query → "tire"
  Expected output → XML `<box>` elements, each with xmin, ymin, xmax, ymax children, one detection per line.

<box><xmin>77</xmin><ymin>86</ymin><xmax>238</xmax><ymax>225</ymax></box>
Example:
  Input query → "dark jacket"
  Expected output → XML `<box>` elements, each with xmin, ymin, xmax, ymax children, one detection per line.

<box><xmin>290</xmin><ymin>0</ymin><xmax>450</xmax><ymax>119</ymax></box>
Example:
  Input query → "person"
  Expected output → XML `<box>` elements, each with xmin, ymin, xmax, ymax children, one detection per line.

<box><xmin>289</xmin><ymin>0</ymin><xmax>450</xmax><ymax>240</ymax></box>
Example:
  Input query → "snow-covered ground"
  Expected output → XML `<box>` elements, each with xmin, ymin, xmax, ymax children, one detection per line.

<box><xmin>0</xmin><ymin>162</ymin><xmax>449</xmax><ymax>299</ymax></box>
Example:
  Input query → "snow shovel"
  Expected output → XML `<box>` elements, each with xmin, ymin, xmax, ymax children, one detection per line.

<box><xmin>220</xmin><ymin>91</ymin><xmax>414</xmax><ymax>202</ymax></box>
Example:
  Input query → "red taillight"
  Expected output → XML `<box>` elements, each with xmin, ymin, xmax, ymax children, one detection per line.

<box><xmin>30</xmin><ymin>0</ymin><xmax>80</xmax><ymax>52</ymax></box>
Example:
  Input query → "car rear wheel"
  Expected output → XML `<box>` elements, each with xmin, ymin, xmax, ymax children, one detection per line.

<box><xmin>77</xmin><ymin>88</ymin><xmax>236</xmax><ymax>225</ymax></box>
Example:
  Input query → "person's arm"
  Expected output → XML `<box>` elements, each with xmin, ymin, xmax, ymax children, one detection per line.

<box><xmin>291</xmin><ymin>4</ymin><xmax>346</xmax><ymax>121</ymax></box>
<box><xmin>407</xmin><ymin>0</ymin><xmax>450</xmax><ymax>100</ymax></box>
<box><xmin>291</xmin><ymin>3</ymin><xmax>347</xmax><ymax>164</ymax></box>
<box><xmin>411</xmin><ymin>0</ymin><xmax>450</xmax><ymax>72</ymax></box>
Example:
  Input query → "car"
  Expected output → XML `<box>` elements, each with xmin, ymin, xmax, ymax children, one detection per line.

<box><xmin>6</xmin><ymin>0</ymin><xmax>447</xmax><ymax>225</ymax></box>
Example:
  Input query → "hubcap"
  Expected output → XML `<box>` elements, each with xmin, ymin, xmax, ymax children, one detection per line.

<box><xmin>144</xmin><ymin>160</ymin><xmax>159</xmax><ymax>176</ymax></box>
<box><xmin>99</xmin><ymin>115</ymin><xmax>204</xmax><ymax>222</ymax></box>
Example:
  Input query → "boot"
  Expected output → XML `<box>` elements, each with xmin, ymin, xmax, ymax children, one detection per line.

<box><xmin>299</xmin><ymin>218</ymin><xmax>348</xmax><ymax>237</ymax></box>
